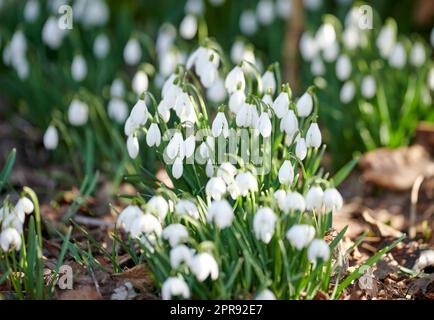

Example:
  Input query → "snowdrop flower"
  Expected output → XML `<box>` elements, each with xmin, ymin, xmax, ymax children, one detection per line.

<box><xmin>227</xmin><ymin>182</ymin><xmax>241</xmax><ymax>200</ymax></box>
<box><xmin>361</xmin><ymin>75</ymin><xmax>376</xmax><ymax>99</ymax></box>
<box><xmin>225</xmin><ymin>66</ymin><xmax>245</xmax><ymax>94</ymax></box>
<box><xmin>189</xmin><ymin>252</ymin><xmax>219</xmax><ymax>282</ymax></box>
<box><xmin>180</xmin><ymin>14</ymin><xmax>198</xmax><ymax>40</ymax></box>
<box><xmin>212</xmin><ymin>112</ymin><xmax>229</xmax><ymax>138</ymax></box>
<box><xmin>162</xmin><ymin>276</ymin><xmax>190</xmax><ymax>300</ymax></box>
<box><xmin>42</xmin><ymin>16</ymin><xmax>65</xmax><ymax>49</ymax></box>
<box><xmin>16</xmin><ymin>197</ymin><xmax>34</xmax><ymax>215</ymax></box>
<box><xmin>146</xmin><ymin>123</ymin><xmax>161</xmax><ymax>147</ymax></box>
<box><xmin>272</xmin><ymin>92</ymin><xmax>290</xmax><ymax>118</ymax></box>
<box><xmin>206</xmin><ymin>160</ymin><xmax>215</xmax><ymax>178</ymax></box>
<box><xmin>43</xmin><ymin>126</ymin><xmax>59</xmax><ymax>150</ymax></box>
<box><xmin>240</xmin><ymin>10</ymin><xmax>258</xmax><ymax>36</ymax></box>
<box><xmin>235</xmin><ymin>172</ymin><xmax>258</xmax><ymax>196</ymax></box>
<box><xmin>123</xmin><ymin>37</ymin><xmax>142</xmax><ymax>66</ymax></box>
<box><xmin>175</xmin><ymin>200</ymin><xmax>199</xmax><ymax>219</ymax></box>
<box><xmin>376</xmin><ymin>24</ymin><xmax>396</xmax><ymax>58</ymax></box>
<box><xmin>184</xmin><ymin>135</ymin><xmax>196</xmax><ymax>158</ymax></box>
<box><xmin>166</xmin><ymin>132</ymin><xmax>185</xmax><ymax>160</ymax></box>
<box><xmin>262</xmin><ymin>70</ymin><xmax>276</xmax><ymax>94</ymax></box>
<box><xmin>305</xmin><ymin>186</ymin><xmax>324</xmax><ymax>211</ymax></box>
<box><xmin>285</xmin><ymin>191</ymin><xmax>306</xmax><ymax>212</ymax></box>
<box><xmin>307</xmin><ymin>239</ymin><xmax>330</xmax><ymax>262</ymax></box>
<box><xmin>256</xmin><ymin>0</ymin><xmax>275</xmax><ymax>26</ymax></box>
<box><xmin>230</xmin><ymin>40</ymin><xmax>245</xmax><ymax>64</ymax></box>
<box><xmin>335</xmin><ymin>55</ymin><xmax>351</xmax><ymax>81</ymax></box>
<box><xmin>323</xmin><ymin>41</ymin><xmax>339</xmax><ymax>63</ymax></box>
<box><xmin>295</xmin><ymin>137</ymin><xmax>307</xmax><ymax>160</ymax></box>
<box><xmin>175</xmin><ymin>92</ymin><xmax>197</xmax><ymax>124</ymax></box>
<box><xmin>162</xmin><ymin>224</ymin><xmax>188</xmax><ymax>247</ymax></box>
<box><xmin>117</xmin><ymin>206</ymin><xmax>143</xmax><ymax>232</ymax></box>
<box><xmin>253</xmin><ymin>207</ymin><xmax>277</xmax><ymax>244</ymax></box>
<box><xmin>206</xmin><ymin>199</ymin><xmax>234</xmax><ymax>229</ymax></box>
<box><xmin>389</xmin><ymin>42</ymin><xmax>406</xmax><ymax>69</ymax></box>
<box><xmin>429</xmin><ymin>68</ymin><xmax>434</xmax><ymax>91</ymax></box>
<box><xmin>304</xmin><ymin>0</ymin><xmax>322</xmax><ymax>11</ymax></box>
<box><xmin>236</xmin><ymin>103</ymin><xmax>259</xmax><ymax>128</ymax></box>
<box><xmin>199</xmin><ymin>137</ymin><xmax>215</xmax><ymax>160</ymax></box>
<box><xmin>340</xmin><ymin>81</ymin><xmax>356</xmax><ymax>103</ymax></box>
<box><xmin>342</xmin><ymin>26</ymin><xmax>360</xmax><ymax>50</ymax></box>
<box><xmin>286</xmin><ymin>224</ymin><xmax>316</xmax><ymax>250</ymax></box>
<box><xmin>127</xmin><ymin>135</ymin><xmax>139</xmax><ymax>159</ymax></box>
<box><xmin>185</xmin><ymin>0</ymin><xmax>204</xmax><ymax>15</ymax></box>
<box><xmin>2</xmin><ymin>213</ymin><xmax>23</xmax><ymax>233</ymax></box>
<box><xmin>296</xmin><ymin>92</ymin><xmax>313</xmax><ymax>118</ymax></box>
<box><xmin>124</xmin><ymin>117</ymin><xmax>136</xmax><ymax>137</ymax></box>
<box><xmin>93</xmin><ymin>34</ymin><xmax>110</xmax><ymax>59</ymax></box>
<box><xmin>147</xmin><ymin>196</ymin><xmax>168</xmax><ymax>220</ymax></box>
<box><xmin>207</xmin><ymin>77</ymin><xmax>227</xmax><ymax>103</ymax></box>
<box><xmin>68</xmin><ymin>99</ymin><xmax>89</xmax><ymax>126</ymax></box>
<box><xmin>71</xmin><ymin>55</ymin><xmax>87</xmax><ymax>82</ymax></box>
<box><xmin>280</xmin><ymin>110</ymin><xmax>298</xmax><ymax>138</ymax></box>
<box><xmin>410</xmin><ymin>42</ymin><xmax>426</xmax><ymax>67</ymax></box>
<box><xmin>255</xmin><ymin>289</ymin><xmax>276</xmax><ymax>300</ymax></box>
<box><xmin>229</xmin><ymin>91</ymin><xmax>246</xmax><ymax>114</ymax></box>
<box><xmin>132</xmin><ymin>70</ymin><xmax>149</xmax><ymax>96</ymax></box>
<box><xmin>24</xmin><ymin>0</ymin><xmax>39</xmax><ymax>22</ymax></box>
<box><xmin>170</xmin><ymin>245</ymin><xmax>194</xmax><ymax>269</ymax></box>
<box><xmin>323</xmin><ymin>188</ymin><xmax>343</xmax><ymax>211</ymax></box>
<box><xmin>130</xmin><ymin>99</ymin><xmax>148</xmax><ymax>126</ymax></box>
<box><xmin>316</xmin><ymin>23</ymin><xmax>336</xmax><ymax>50</ymax></box>
<box><xmin>172</xmin><ymin>157</ymin><xmax>184</xmax><ymax>179</ymax></box>
<box><xmin>111</xmin><ymin>78</ymin><xmax>125</xmax><ymax>98</ymax></box>
<box><xmin>311</xmin><ymin>57</ymin><xmax>325</xmax><ymax>76</ymax></box>
<box><xmin>274</xmin><ymin>189</ymin><xmax>287</xmax><ymax>212</ymax></box>
<box><xmin>306</xmin><ymin>123</ymin><xmax>321</xmax><ymax>148</ymax></box>
<box><xmin>299</xmin><ymin>32</ymin><xmax>318</xmax><ymax>61</ymax></box>
<box><xmin>276</xmin><ymin>0</ymin><xmax>292</xmax><ymax>19</ymax></box>
<box><xmin>262</xmin><ymin>94</ymin><xmax>273</xmax><ymax>106</ymax></box>
<box><xmin>108</xmin><ymin>98</ymin><xmax>128</xmax><ymax>123</ymax></box>
<box><xmin>217</xmin><ymin>162</ymin><xmax>237</xmax><ymax>185</ymax></box>
<box><xmin>0</xmin><ymin>228</ymin><xmax>22</xmax><ymax>251</ymax></box>
<box><xmin>129</xmin><ymin>213</ymin><xmax>162</xmax><ymax>239</ymax></box>
<box><xmin>278</xmin><ymin>160</ymin><xmax>294</xmax><ymax>185</ymax></box>
<box><xmin>206</xmin><ymin>177</ymin><xmax>227</xmax><ymax>200</ymax></box>
<box><xmin>258</xmin><ymin>112</ymin><xmax>272</xmax><ymax>137</ymax></box>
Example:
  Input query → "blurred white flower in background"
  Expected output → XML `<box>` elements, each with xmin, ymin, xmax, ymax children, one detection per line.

<box><xmin>361</xmin><ymin>75</ymin><xmax>376</xmax><ymax>99</ymax></box>
<box><xmin>189</xmin><ymin>252</ymin><xmax>219</xmax><ymax>282</ymax></box>
<box><xmin>278</xmin><ymin>160</ymin><xmax>294</xmax><ymax>185</ymax></box>
<box><xmin>132</xmin><ymin>70</ymin><xmax>149</xmax><ymax>96</ymax></box>
<box><xmin>180</xmin><ymin>14</ymin><xmax>198</xmax><ymax>40</ymax></box>
<box><xmin>410</xmin><ymin>42</ymin><xmax>426</xmax><ymax>67</ymax></box>
<box><xmin>307</xmin><ymin>239</ymin><xmax>330</xmax><ymax>262</ymax></box>
<box><xmin>3</xmin><ymin>30</ymin><xmax>29</xmax><ymax>79</ymax></box>
<box><xmin>123</xmin><ymin>37</ymin><xmax>142</xmax><ymax>66</ymax></box>
<box><xmin>323</xmin><ymin>188</ymin><xmax>344</xmax><ymax>211</ymax></box>
<box><xmin>24</xmin><ymin>0</ymin><xmax>40</xmax><ymax>23</ymax></box>
<box><xmin>253</xmin><ymin>207</ymin><xmax>277</xmax><ymax>244</ymax></box>
<box><xmin>43</xmin><ymin>125</ymin><xmax>59</xmax><ymax>150</ymax></box>
<box><xmin>335</xmin><ymin>54</ymin><xmax>352</xmax><ymax>81</ymax></box>
<box><xmin>0</xmin><ymin>228</ymin><xmax>22</xmax><ymax>252</ymax></box>
<box><xmin>162</xmin><ymin>276</ymin><xmax>191</xmax><ymax>300</ymax></box>
<box><xmin>389</xmin><ymin>42</ymin><xmax>406</xmax><ymax>69</ymax></box>
<box><xmin>300</xmin><ymin>32</ymin><xmax>318</xmax><ymax>62</ymax></box>
<box><xmin>185</xmin><ymin>0</ymin><xmax>204</xmax><ymax>15</ymax></box>
<box><xmin>240</xmin><ymin>10</ymin><xmax>258</xmax><ymax>36</ymax></box>
<box><xmin>93</xmin><ymin>34</ymin><xmax>110</xmax><ymax>59</ymax></box>
<box><xmin>255</xmin><ymin>289</ymin><xmax>276</xmax><ymax>300</ymax></box>
<box><xmin>73</xmin><ymin>0</ymin><xmax>109</xmax><ymax>28</ymax></box>
<box><xmin>207</xmin><ymin>77</ymin><xmax>227</xmax><ymax>103</ymax></box>
<box><xmin>42</xmin><ymin>16</ymin><xmax>65</xmax><ymax>49</ymax></box>
<box><xmin>256</xmin><ymin>0</ymin><xmax>275</xmax><ymax>26</ymax></box>
<box><xmin>376</xmin><ymin>24</ymin><xmax>396</xmax><ymax>58</ymax></box>
<box><xmin>127</xmin><ymin>135</ymin><xmax>139</xmax><ymax>159</ymax></box>
<box><xmin>286</xmin><ymin>224</ymin><xmax>316</xmax><ymax>250</ymax></box>
<box><xmin>108</xmin><ymin>98</ymin><xmax>128</xmax><ymax>124</ymax></box>
<box><xmin>340</xmin><ymin>81</ymin><xmax>355</xmax><ymax>103</ymax></box>
<box><xmin>304</xmin><ymin>0</ymin><xmax>322</xmax><ymax>11</ymax></box>
<box><xmin>71</xmin><ymin>55</ymin><xmax>87</xmax><ymax>82</ymax></box>
<box><xmin>68</xmin><ymin>99</ymin><xmax>89</xmax><ymax>126</ymax></box>
<box><xmin>276</xmin><ymin>0</ymin><xmax>292</xmax><ymax>19</ymax></box>
<box><xmin>162</xmin><ymin>224</ymin><xmax>189</xmax><ymax>247</ymax></box>
<box><xmin>170</xmin><ymin>245</ymin><xmax>194</xmax><ymax>269</ymax></box>
<box><xmin>206</xmin><ymin>199</ymin><xmax>234</xmax><ymax>229</ymax></box>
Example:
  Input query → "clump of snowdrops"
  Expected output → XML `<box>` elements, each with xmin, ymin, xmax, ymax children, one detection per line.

<box><xmin>300</xmin><ymin>7</ymin><xmax>434</xmax><ymax>166</ymax></box>
<box><xmin>111</xmin><ymin>39</ymin><xmax>394</xmax><ymax>300</ymax></box>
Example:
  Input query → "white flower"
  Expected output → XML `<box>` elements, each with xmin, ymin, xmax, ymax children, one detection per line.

<box><xmin>42</xmin><ymin>17</ymin><xmax>65</xmax><ymax>49</ymax></box>
<box><xmin>225</xmin><ymin>66</ymin><xmax>245</xmax><ymax>94</ymax></box>
<box><xmin>147</xmin><ymin>196</ymin><xmax>168</xmax><ymax>220</ymax></box>
<box><xmin>68</xmin><ymin>99</ymin><xmax>89</xmax><ymax>126</ymax></box>
<box><xmin>256</xmin><ymin>0</ymin><xmax>275</xmax><ymax>26</ymax></box>
<box><xmin>261</xmin><ymin>70</ymin><xmax>276</xmax><ymax>94</ymax></box>
<box><xmin>410</xmin><ymin>42</ymin><xmax>426</xmax><ymax>67</ymax></box>
<box><xmin>108</xmin><ymin>98</ymin><xmax>128</xmax><ymax>123</ymax></box>
<box><xmin>361</xmin><ymin>75</ymin><xmax>376</xmax><ymax>99</ymax></box>
<box><xmin>212</xmin><ymin>112</ymin><xmax>229</xmax><ymax>138</ymax></box>
<box><xmin>229</xmin><ymin>91</ymin><xmax>246</xmax><ymax>114</ymax></box>
<box><xmin>146</xmin><ymin>123</ymin><xmax>161</xmax><ymax>147</ymax></box>
<box><xmin>342</xmin><ymin>26</ymin><xmax>360</xmax><ymax>50</ymax></box>
<box><xmin>323</xmin><ymin>41</ymin><xmax>339</xmax><ymax>63</ymax></box>
<box><xmin>162</xmin><ymin>224</ymin><xmax>188</xmax><ymax>247</ymax></box>
<box><xmin>255</xmin><ymin>289</ymin><xmax>276</xmax><ymax>300</ymax></box>
<box><xmin>0</xmin><ymin>228</ymin><xmax>22</xmax><ymax>251</ymax></box>
<box><xmin>199</xmin><ymin>137</ymin><xmax>215</xmax><ymax>160</ymax></box>
<box><xmin>272</xmin><ymin>92</ymin><xmax>290</xmax><ymax>119</ymax></box>
<box><xmin>295</xmin><ymin>137</ymin><xmax>307</xmax><ymax>160</ymax></box>
<box><xmin>175</xmin><ymin>92</ymin><xmax>197</xmax><ymax>124</ymax></box>
<box><xmin>206</xmin><ymin>177</ymin><xmax>227</xmax><ymax>200</ymax></box>
<box><xmin>2</xmin><ymin>214</ymin><xmax>23</xmax><ymax>233</ymax></box>
<box><xmin>184</xmin><ymin>135</ymin><xmax>196</xmax><ymax>158</ymax></box>
<box><xmin>307</xmin><ymin>239</ymin><xmax>330</xmax><ymax>262</ymax></box>
<box><xmin>335</xmin><ymin>55</ymin><xmax>351</xmax><ymax>81</ymax></box>
<box><xmin>311</xmin><ymin>57</ymin><xmax>325</xmax><ymax>76</ymax></box>
<box><xmin>230</xmin><ymin>40</ymin><xmax>245</xmax><ymax>64</ymax></box>
<box><xmin>172</xmin><ymin>157</ymin><xmax>184</xmax><ymax>179</ymax></box>
<box><xmin>207</xmin><ymin>77</ymin><xmax>227</xmax><ymax>103</ymax></box>
<box><xmin>305</xmin><ymin>186</ymin><xmax>324</xmax><ymax>211</ymax></box>
<box><xmin>296</xmin><ymin>92</ymin><xmax>313</xmax><ymax>117</ymax></box>
<box><xmin>299</xmin><ymin>32</ymin><xmax>318</xmax><ymax>61</ymax></box>
<box><xmin>127</xmin><ymin>135</ymin><xmax>139</xmax><ymax>159</ymax></box>
<box><xmin>43</xmin><ymin>126</ymin><xmax>59</xmax><ymax>150</ymax></box>
<box><xmin>110</xmin><ymin>78</ymin><xmax>125</xmax><ymax>98</ymax></box>
<box><xmin>306</xmin><ymin>123</ymin><xmax>321</xmax><ymax>148</ymax></box>
<box><xmin>16</xmin><ymin>197</ymin><xmax>34</xmax><ymax>215</ymax></box>
<box><xmin>235</xmin><ymin>172</ymin><xmax>258</xmax><ymax>196</ymax></box>
<box><xmin>278</xmin><ymin>160</ymin><xmax>294</xmax><ymax>185</ymax></box>
<box><xmin>162</xmin><ymin>276</ymin><xmax>190</xmax><ymax>300</ymax></box>
<box><xmin>130</xmin><ymin>99</ymin><xmax>148</xmax><ymax>126</ymax></box>
<box><xmin>227</xmin><ymin>182</ymin><xmax>241</xmax><ymax>200</ymax></box>
<box><xmin>206</xmin><ymin>160</ymin><xmax>214</xmax><ymax>178</ymax></box>
<box><xmin>240</xmin><ymin>10</ymin><xmax>258</xmax><ymax>36</ymax></box>
<box><xmin>117</xmin><ymin>205</ymin><xmax>143</xmax><ymax>232</ymax></box>
<box><xmin>132</xmin><ymin>70</ymin><xmax>149</xmax><ymax>96</ymax></box>
<box><xmin>207</xmin><ymin>199</ymin><xmax>234</xmax><ymax>229</ymax></box>
<box><xmin>180</xmin><ymin>14</ymin><xmax>198</xmax><ymax>40</ymax></box>
<box><xmin>189</xmin><ymin>252</ymin><xmax>219</xmax><ymax>282</ymax></box>
<box><xmin>274</xmin><ymin>189</ymin><xmax>287</xmax><ymax>212</ymax></box>
<box><xmin>323</xmin><ymin>188</ymin><xmax>343</xmax><ymax>211</ymax></box>
<box><xmin>166</xmin><ymin>132</ymin><xmax>185</xmax><ymax>160</ymax></box>
<box><xmin>262</xmin><ymin>94</ymin><xmax>273</xmax><ymax>106</ymax></box>
<box><xmin>236</xmin><ymin>103</ymin><xmax>259</xmax><ymax>128</ymax></box>
<box><xmin>185</xmin><ymin>0</ymin><xmax>204</xmax><ymax>15</ymax></box>
<box><xmin>129</xmin><ymin>213</ymin><xmax>162</xmax><ymax>238</ymax></box>
<box><xmin>175</xmin><ymin>200</ymin><xmax>199</xmax><ymax>219</ymax></box>
<box><xmin>340</xmin><ymin>81</ymin><xmax>355</xmax><ymax>103</ymax></box>
<box><xmin>24</xmin><ymin>0</ymin><xmax>39</xmax><ymax>22</ymax></box>
<box><xmin>71</xmin><ymin>55</ymin><xmax>87</xmax><ymax>82</ymax></box>
<box><xmin>258</xmin><ymin>112</ymin><xmax>272</xmax><ymax>137</ymax></box>
<box><xmin>389</xmin><ymin>42</ymin><xmax>406</xmax><ymax>69</ymax></box>
<box><xmin>376</xmin><ymin>24</ymin><xmax>396</xmax><ymax>58</ymax></box>
<box><xmin>276</xmin><ymin>0</ymin><xmax>292</xmax><ymax>19</ymax></box>
<box><xmin>123</xmin><ymin>37</ymin><xmax>142</xmax><ymax>66</ymax></box>
<box><xmin>429</xmin><ymin>67</ymin><xmax>434</xmax><ymax>91</ymax></box>
<box><xmin>253</xmin><ymin>207</ymin><xmax>277</xmax><ymax>244</ymax></box>
<box><xmin>316</xmin><ymin>23</ymin><xmax>336</xmax><ymax>50</ymax></box>
<box><xmin>280</xmin><ymin>110</ymin><xmax>298</xmax><ymax>139</ymax></box>
<box><xmin>285</xmin><ymin>192</ymin><xmax>306</xmax><ymax>213</ymax></box>
<box><xmin>217</xmin><ymin>162</ymin><xmax>237</xmax><ymax>185</ymax></box>
<box><xmin>286</xmin><ymin>224</ymin><xmax>316</xmax><ymax>250</ymax></box>
<box><xmin>93</xmin><ymin>34</ymin><xmax>110</xmax><ymax>59</ymax></box>
<box><xmin>170</xmin><ymin>245</ymin><xmax>194</xmax><ymax>269</ymax></box>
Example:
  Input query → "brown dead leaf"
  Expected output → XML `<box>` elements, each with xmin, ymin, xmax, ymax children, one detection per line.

<box><xmin>113</xmin><ymin>264</ymin><xmax>154</xmax><ymax>291</ymax></box>
<box><xmin>362</xmin><ymin>210</ymin><xmax>404</xmax><ymax>238</ymax></box>
<box><xmin>408</xmin><ymin>274</ymin><xmax>434</xmax><ymax>300</ymax></box>
<box><xmin>58</xmin><ymin>286</ymin><xmax>102</xmax><ymax>300</ymax></box>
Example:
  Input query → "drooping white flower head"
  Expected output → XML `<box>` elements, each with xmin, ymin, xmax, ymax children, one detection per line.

<box><xmin>296</xmin><ymin>91</ymin><xmax>313</xmax><ymax>118</ymax></box>
<box><xmin>310</xmin><ymin>57</ymin><xmax>325</xmax><ymax>76</ymax></box>
<box><xmin>272</xmin><ymin>92</ymin><xmax>290</xmax><ymax>119</ymax></box>
<box><xmin>207</xmin><ymin>199</ymin><xmax>234</xmax><ymax>229</ymax></box>
<box><xmin>127</xmin><ymin>135</ymin><xmax>139</xmax><ymax>159</ymax></box>
<box><xmin>278</xmin><ymin>160</ymin><xmax>294</xmax><ymax>185</ymax></box>
<box><xmin>207</xmin><ymin>77</ymin><xmax>227</xmax><ymax>103</ymax></box>
<box><xmin>68</xmin><ymin>99</ymin><xmax>89</xmax><ymax>126</ymax></box>
<box><xmin>255</xmin><ymin>289</ymin><xmax>276</xmax><ymax>300</ymax></box>
<box><xmin>161</xmin><ymin>276</ymin><xmax>191</xmax><ymax>300</ymax></box>
<box><xmin>335</xmin><ymin>54</ymin><xmax>352</xmax><ymax>81</ymax></box>
<box><xmin>261</xmin><ymin>70</ymin><xmax>276</xmax><ymax>94</ymax></box>
<box><xmin>258</xmin><ymin>112</ymin><xmax>272</xmax><ymax>137</ymax></box>
<box><xmin>323</xmin><ymin>41</ymin><xmax>339</xmax><ymax>63</ymax></box>
<box><xmin>305</xmin><ymin>123</ymin><xmax>322</xmax><ymax>148</ymax></box>
<box><xmin>117</xmin><ymin>205</ymin><xmax>144</xmax><ymax>233</ymax></box>
<box><xmin>0</xmin><ymin>228</ymin><xmax>22</xmax><ymax>252</ymax></box>
<box><xmin>295</xmin><ymin>137</ymin><xmax>307</xmax><ymax>160</ymax></box>
<box><xmin>130</xmin><ymin>99</ymin><xmax>149</xmax><ymax>126</ymax></box>
<box><xmin>189</xmin><ymin>252</ymin><xmax>219</xmax><ymax>282</ymax></box>
<box><xmin>206</xmin><ymin>160</ymin><xmax>215</xmax><ymax>178</ymax></box>
<box><xmin>253</xmin><ymin>207</ymin><xmax>277</xmax><ymax>244</ymax></box>
<box><xmin>93</xmin><ymin>33</ymin><xmax>110</xmax><ymax>59</ymax></box>
<box><xmin>307</xmin><ymin>239</ymin><xmax>330</xmax><ymax>262</ymax></box>
<box><xmin>256</xmin><ymin>0</ymin><xmax>275</xmax><ymax>26</ymax></box>
<box><xmin>236</xmin><ymin>103</ymin><xmax>259</xmax><ymax>128</ymax></box>
<box><xmin>108</xmin><ymin>98</ymin><xmax>128</xmax><ymax>124</ymax></box>
<box><xmin>42</xmin><ymin>16</ymin><xmax>65</xmax><ymax>49</ymax></box>
<box><xmin>123</xmin><ymin>37</ymin><xmax>142</xmax><ymax>66</ymax></box>
<box><xmin>146</xmin><ymin>123</ymin><xmax>162</xmax><ymax>147</ymax></box>
<box><xmin>361</xmin><ymin>75</ymin><xmax>376</xmax><ymax>99</ymax></box>
<box><xmin>305</xmin><ymin>186</ymin><xmax>324</xmax><ymax>211</ymax></box>
<box><xmin>132</xmin><ymin>70</ymin><xmax>149</xmax><ymax>96</ymax></box>
<box><xmin>280</xmin><ymin>110</ymin><xmax>298</xmax><ymax>139</ymax></box>
<box><xmin>410</xmin><ymin>42</ymin><xmax>426</xmax><ymax>67</ymax></box>
<box><xmin>172</xmin><ymin>157</ymin><xmax>184</xmax><ymax>179</ymax></box>
<box><xmin>376</xmin><ymin>23</ymin><xmax>396</xmax><ymax>58</ymax></box>
<box><xmin>170</xmin><ymin>244</ymin><xmax>194</xmax><ymax>269</ymax></box>
<box><xmin>175</xmin><ymin>92</ymin><xmax>197</xmax><ymax>124</ymax></box>
<box><xmin>225</xmin><ymin>66</ymin><xmax>245</xmax><ymax>94</ymax></box>
<box><xmin>217</xmin><ymin>162</ymin><xmax>237</xmax><ymax>185</ymax></box>
<box><xmin>180</xmin><ymin>14</ymin><xmax>198</xmax><ymax>40</ymax></box>
<box><xmin>286</xmin><ymin>224</ymin><xmax>316</xmax><ymax>250</ymax></box>
<box><xmin>206</xmin><ymin>177</ymin><xmax>227</xmax><ymax>200</ymax></box>
<box><xmin>389</xmin><ymin>42</ymin><xmax>406</xmax><ymax>69</ymax></box>
<box><xmin>235</xmin><ymin>171</ymin><xmax>258</xmax><ymax>196</ymax></box>
<box><xmin>166</xmin><ymin>132</ymin><xmax>185</xmax><ymax>161</ymax></box>
<box><xmin>129</xmin><ymin>213</ymin><xmax>162</xmax><ymax>239</ymax></box>
<box><xmin>240</xmin><ymin>10</ymin><xmax>258</xmax><ymax>36</ymax></box>
<box><xmin>175</xmin><ymin>200</ymin><xmax>200</xmax><ymax>219</ymax></box>
<box><xmin>299</xmin><ymin>32</ymin><xmax>318</xmax><ymax>61</ymax></box>
<box><xmin>147</xmin><ymin>195</ymin><xmax>169</xmax><ymax>220</ymax></box>
<box><xmin>24</xmin><ymin>0</ymin><xmax>40</xmax><ymax>22</ymax></box>
<box><xmin>274</xmin><ymin>189</ymin><xmax>287</xmax><ymax>212</ymax></box>
<box><xmin>315</xmin><ymin>23</ymin><xmax>336</xmax><ymax>50</ymax></box>
<box><xmin>212</xmin><ymin>112</ymin><xmax>229</xmax><ymax>138</ymax></box>
<box><xmin>71</xmin><ymin>55</ymin><xmax>87</xmax><ymax>82</ymax></box>
<box><xmin>43</xmin><ymin>126</ymin><xmax>59</xmax><ymax>150</ymax></box>
<box><xmin>229</xmin><ymin>90</ymin><xmax>246</xmax><ymax>114</ymax></box>
<box><xmin>322</xmin><ymin>188</ymin><xmax>344</xmax><ymax>212</ymax></box>
<box><xmin>285</xmin><ymin>191</ymin><xmax>306</xmax><ymax>213</ymax></box>
<box><xmin>15</xmin><ymin>197</ymin><xmax>34</xmax><ymax>215</ymax></box>
<box><xmin>340</xmin><ymin>81</ymin><xmax>356</xmax><ymax>103</ymax></box>
<box><xmin>162</xmin><ymin>224</ymin><xmax>189</xmax><ymax>247</ymax></box>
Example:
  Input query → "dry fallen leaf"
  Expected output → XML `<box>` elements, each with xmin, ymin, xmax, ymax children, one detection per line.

<box><xmin>362</xmin><ymin>210</ymin><xmax>404</xmax><ymax>238</ymax></box>
<box><xmin>113</xmin><ymin>264</ymin><xmax>153</xmax><ymax>291</ymax></box>
<box><xmin>58</xmin><ymin>286</ymin><xmax>102</xmax><ymax>300</ymax></box>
